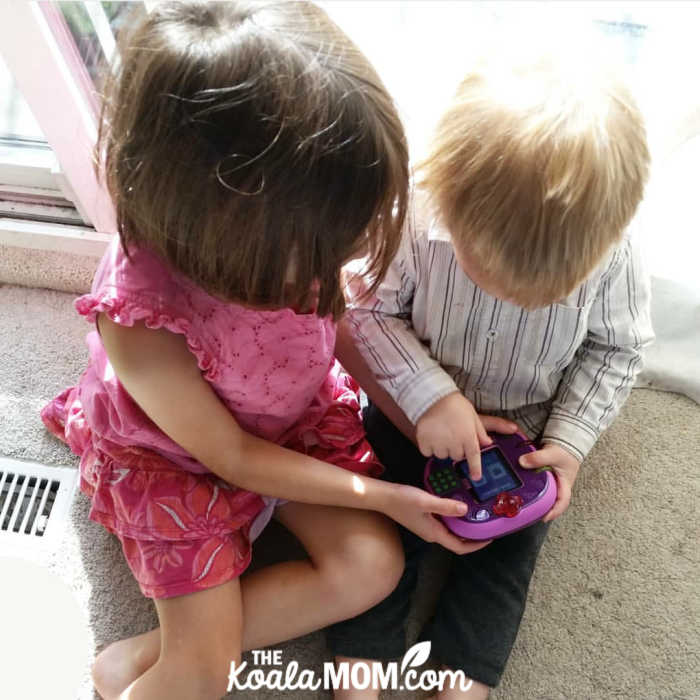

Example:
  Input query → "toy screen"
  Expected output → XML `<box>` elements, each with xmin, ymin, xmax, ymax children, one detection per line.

<box><xmin>461</xmin><ymin>448</ymin><xmax>521</xmax><ymax>502</ymax></box>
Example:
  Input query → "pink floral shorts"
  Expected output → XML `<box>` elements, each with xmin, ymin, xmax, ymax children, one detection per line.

<box><xmin>41</xmin><ymin>381</ymin><xmax>381</xmax><ymax>600</ymax></box>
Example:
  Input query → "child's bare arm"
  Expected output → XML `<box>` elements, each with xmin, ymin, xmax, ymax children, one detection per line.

<box><xmin>96</xmin><ymin>313</ymin><xmax>487</xmax><ymax>554</ymax></box>
<box><xmin>97</xmin><ymin>312</ymin><xmax>384</xmax><ymax>508</ymax></box>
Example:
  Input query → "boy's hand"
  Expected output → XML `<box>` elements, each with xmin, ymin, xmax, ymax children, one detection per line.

<box><xmin>386</xmin><ymin>483</ymin><xmax>492</xmax><ymax>555</ymax></box>
<box><xmin>519</xmin><ymin>444</ymin><xmax>581</xmax><ymax>522</ymax></box>
<box><xmin>415</xmin><ymin>392</ymin><xmax>518</xmax><ymax>481</ymax></box>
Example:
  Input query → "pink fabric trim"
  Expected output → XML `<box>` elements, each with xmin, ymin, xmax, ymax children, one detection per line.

<box><xmin>75</xmin><ymin>292</ymin><xmax>219</xmax><ymax>381</ymax></box>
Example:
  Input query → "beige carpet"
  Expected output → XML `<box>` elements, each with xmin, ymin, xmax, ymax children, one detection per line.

<box><xmin>1</xmin><ymin>284</ymin><xmax>698</xmax><ymax>700</ymax></box>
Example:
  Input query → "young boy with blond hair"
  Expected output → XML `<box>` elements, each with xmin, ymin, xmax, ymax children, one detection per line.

<box><xmin>329</xmin><ymin>48</ymin><xmax>654</xmax><ymax>699</ymax></box>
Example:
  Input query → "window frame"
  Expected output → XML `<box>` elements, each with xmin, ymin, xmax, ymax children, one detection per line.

<box><xmin>0</xmin><ymin>1</ymin><xmax>114</xmax><ymax>235</ymax></box>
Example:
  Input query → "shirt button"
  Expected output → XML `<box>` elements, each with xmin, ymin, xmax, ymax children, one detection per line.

<box><xmin>487</xmin><ymin>328</ymin><xmax>498</xmax><ymax>339</ymax></box>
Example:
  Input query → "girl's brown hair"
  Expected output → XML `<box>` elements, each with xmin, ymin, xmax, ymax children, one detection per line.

<box><xmin>97</xmin><ymin>0</ymin><xmax>408</xmax><ymax>318</ymax></box>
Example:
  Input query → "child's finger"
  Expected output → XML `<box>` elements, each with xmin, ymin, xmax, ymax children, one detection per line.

<box><xmin>543</xmin><ymin>479</ymin><xmax>572</xmax><ymax>522</ymax></box>
<box><xmin>428</xmin><ymin>496</ymin><xmax>468</xmax><ymax>518</ymax></box>
<box><xmin>433</xmin><ymin>443</ymin><xmax>450</xmax><ymax>460</ymax></box>
<box><xmin>434</xmin><ymin>527</ymin><xmax>492</xmax><ymax>555</ymax></box>
<box><xmin>448</xmin><ymin>439</ymin><xmax>466</xmax><ymax>462</ymax></box>
<box><xmin>475</xmin><ymin>417</ymin><xmax>493</xmax><ymax>447</ymax></box>
<box><xmin>518</xmin><ymin>446</ymin><xmax>553</xmax><ymax>469</ymax></box>
<box><xmin>417</xmin><ymin>438</ymin><xmax>433</xmax><ymax>458</ymax></box>
<box><xmin>479</xmin><ymin>415</ymin><xmax>520</xmax><ymax>434</ymax></box>
<box><xmin>464</xmin><ymin>439</ymin><xmax>482</xmax><ymax>481</ymax></box>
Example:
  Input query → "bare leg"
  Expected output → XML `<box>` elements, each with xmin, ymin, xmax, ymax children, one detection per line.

<box><xmin>93</xmin><ymin>504</ymin><xmax>402</xmax><ymax>699</ymax></box>
<box><xmin>118</xmin><ymin>579</ymin><xmax>242</xmax><ymax>700</ymax></box>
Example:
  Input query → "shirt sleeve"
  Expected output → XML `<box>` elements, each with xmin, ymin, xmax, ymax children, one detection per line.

<box><xmin>541</xmin><ymin>233</ymin><xmax>655</xmax><ymax>461</ymax></box>
<box><xmin>344</xmin><ymin>217</ymin><xmax>460</xmax><ymax>424</ymax></box>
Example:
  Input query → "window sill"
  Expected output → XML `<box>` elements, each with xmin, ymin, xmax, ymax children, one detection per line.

<box><xmin>0</xmin><ymin>218</ymin><xmax>111</xmax><ymax>294</ymax></box>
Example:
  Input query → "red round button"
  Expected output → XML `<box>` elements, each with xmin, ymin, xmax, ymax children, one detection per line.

<box><xmin>493</xmin><ymin>492</ymin><xmax>523</xmax><ymax>518</ymax></box>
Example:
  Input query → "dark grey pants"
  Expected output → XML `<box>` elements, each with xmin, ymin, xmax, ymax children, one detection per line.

<box><xmin>326</xmin><ymin>403</ymin><xmax>550</xmax><ymax>687</ymax></box>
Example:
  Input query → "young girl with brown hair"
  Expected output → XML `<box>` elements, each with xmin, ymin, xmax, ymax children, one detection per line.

<box><xmin>41</xmin><ymin>2</ymin><xmax>475</xmax><ymax>698</ymax></box>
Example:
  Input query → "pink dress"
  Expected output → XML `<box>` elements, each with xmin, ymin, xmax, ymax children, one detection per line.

<box><xmin>41</xmin><ymin>237</ymin><xmax>381</xmax><ymax>599</ymax></box>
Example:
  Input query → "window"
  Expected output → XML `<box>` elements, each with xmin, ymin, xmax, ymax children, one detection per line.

<box><xmin>0</xmin><ymin>52</ymin><xmax>82</xmax><ymax>225</ymax></box>
<box><xmin>1</xmin><ymin>1</ymin><xmax>699</xmax><ymax>274</ymax></box>
<box><xmin>320</xmin><ymin>2</ymin><xmax>699</xmax><ymax>161</ymax></box>
<box><xmin>0</xmin><ymin>2</ymin><xmax>146</xmax><ymax>233</ymax></box>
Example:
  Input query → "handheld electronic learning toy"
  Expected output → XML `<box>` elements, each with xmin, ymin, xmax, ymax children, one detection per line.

<box><xmin>424</xmin><ymin>431</ymin><xmax>557</xmax><ymax>540</ymax></box>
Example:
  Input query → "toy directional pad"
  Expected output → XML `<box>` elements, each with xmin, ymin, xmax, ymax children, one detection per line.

<box><xmin>428</xmin><ymin>467</ymin><xmax>459</xmax><ymax>495</ymax></box>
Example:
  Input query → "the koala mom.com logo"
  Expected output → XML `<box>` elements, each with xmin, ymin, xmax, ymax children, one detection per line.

<box><xmin>227</xmin><ymin>641</ymin><xmax>473</xmax><ymax>693</ymax></box>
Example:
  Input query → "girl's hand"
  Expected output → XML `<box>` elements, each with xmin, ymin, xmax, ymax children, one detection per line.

<box><xmin>384</xmin><ymin>483</ymin><xmax>491</xmax><ymax>555</ymax></box>
<box><xmin>519</xmin><ymin>443</ymin><xmax>581</xmax><ymax>522</ymax></box>
<box><xmin>415</xmin><ymin>393</ymin><xmax>520</xmax><ymax>481</ymax></box>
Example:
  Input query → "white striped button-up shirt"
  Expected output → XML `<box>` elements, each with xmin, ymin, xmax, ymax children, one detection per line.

<box><xmin>346</xmin><ymin>206</ymin><xmax>654</xmax><ymax>461</ymax></box>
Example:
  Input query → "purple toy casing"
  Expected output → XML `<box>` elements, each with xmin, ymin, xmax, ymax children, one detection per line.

<box><xmin>424</xmin><ymin>431</ymin><xmax>557</xmax><ymax>540</ymax></box>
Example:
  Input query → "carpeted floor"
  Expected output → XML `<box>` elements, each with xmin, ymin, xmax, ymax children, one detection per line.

<box><xmin>1</xmin><ymin>283</ymin><xmax>698</xmax><ymax>700</ymax></box>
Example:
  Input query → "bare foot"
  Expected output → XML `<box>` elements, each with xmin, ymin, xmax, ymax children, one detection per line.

<box><xmin>91</xmin><ymin>629</ymin><xmax>160</xmax><ymax>700</ymax></box>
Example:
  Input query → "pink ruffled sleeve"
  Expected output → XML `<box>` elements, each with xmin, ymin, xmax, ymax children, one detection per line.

<box><xmin>74</xmin><ymin>238</ymin><xmax>218</xmax><ymax>380</ymax></box>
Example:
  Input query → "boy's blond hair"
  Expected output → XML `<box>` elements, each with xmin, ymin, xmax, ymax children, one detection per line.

<box><xmin>419</xmin><ymin>49</ymin><xmax>650</xmax><ymax>308</ymax></box>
